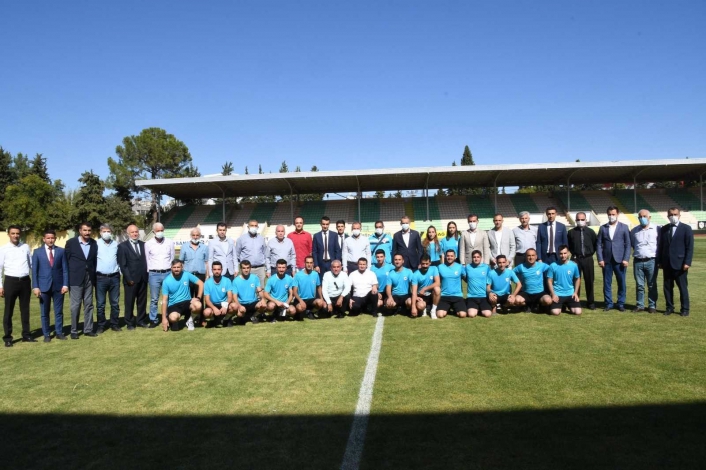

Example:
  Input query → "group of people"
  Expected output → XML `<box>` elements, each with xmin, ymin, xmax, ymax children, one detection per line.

<box><xmin>0</xmin><ymin>205</ymin><xmax>694</xmax><ymax>346</ymax></box>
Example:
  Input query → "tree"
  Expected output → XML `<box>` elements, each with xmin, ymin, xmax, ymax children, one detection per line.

<box><xmin>446</xmin><ymin>146</ymin><xmax>481</xmax><ymax>196</ymax></box>
<box><xmin>300</xmin><ymin>164</ymin><xmax>324</xmax><ymax>201</ymax></box>
<box><xmin>30</xmin><ymin>153</ymin><xmax>50</xmax><ymax>183</ymax></box>
<box><xmin>374</xmin><ymin>190</ymin><xmax>385</xmax><ymax>199</ymax></box>
<box><xmin>0</xmin><ymin>147</ymin><xmax>16</xmax><ymax>228</ymax></box>
<box><xmin>222</xmin><ymin>161</ymin><xmax>234</xmax><ymax>176</ymax></box>
<box><xmin>12</xmin><ymin>153</ymin><xmax>32</xmax><ymax>180</ymax></box>
<box><xmin>72</xmin><ymin>171</ymin><xmax>106</xmax><ymax>230</ymax></box>
<box><xmin>107</xmin><ymin>127</ymin><xmax>197</xmax><ymax>220</ymax></box>
<box><xmin>4</xmin><ymin>175</ymin><xmax>68</xmax><ymax>237</ymax></box>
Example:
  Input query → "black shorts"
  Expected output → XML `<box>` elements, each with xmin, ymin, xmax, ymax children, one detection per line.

<box><xmin>300</xmin><ymin>298</ymin><xmax>319</xmax><ymax>310</ymax></box>
<box><xmin>167</xmin><ymin>300</ymin><xmax>191</xmax><ymax>317</ymax></box>
<box><xmin>390</xmin><ymin>294</ymin><xmax>410</xmax><ymax>306</ymax></box>
<box><xmin>551</xmin><ymin>296</ymin><xmax>581</xmax><ymax>310</ymax></box>
<box><xmin>240</xmin><ymin>301</ymin><xmax>261</xmax><ymax>315</ymax></box>
<box><xmin>492</xmin><ymin>293</ymin><xmax>509</xmax><ymax>305</ymax></box>
<box><xmin>438</xmin><ymin>296</ymin><xmax>466</xmax><ymax>313</ymax></box>
<box><xmin>519</xmin><ymin>291</ymin><xmax>546</xmax><ymax>306</ymax></box>
<box><xmin>466</xmin><ymin>297</ymin><xmax>491</xmax><ymax>311</ymax></box>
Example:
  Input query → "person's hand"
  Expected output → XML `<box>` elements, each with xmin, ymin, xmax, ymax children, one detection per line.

<box><xmin>336</xmin><ymin>297</ymin><xmax>343</xmax><ymax>307</ymax></box>
<box><xmin>598</xmin><ymin>261</ymin><xmax>605</xmax><ymax>268</ymax></box>
<box><xmin>508</xmin><ymin>294</ymin><xmax>515</xmax><ymax>304</ymax></box>
<box><xmin>621</xmin><ymin>260</ymin><xmax>629</xmax><ymax>267</ymax></box>
<box><xmin>552</xmin><ymin>294</ymin><xmax>559</xmax><ymax>303</ymax></box>
<box><xmin>683</xmin><ymin>264</ymin><xmax>690</xmax><ymax>271</ymax></box>
<box><xmin>489</xmin><ymin>292</ymin><xmax>497</xmax><ymax>303</ymax></box>
<box><xmin>0</xmin><ymin>288</ymin><xmax>4</xmax><ymax>298</ymax></box>
<box><xmin>315</xmin><ymin>266</ymin><xmax>321</xmax><ymax>273</ymax></box>
<box><xmin>572</xmin><ymin>293</ymin><xmax>580</xmax><ymax>302</ymax></box>
<box><xmin>411</xmin><ymin>307</ymin><xmax>418</xmax><ymax>316</ymax></box>
<box><xmin>127</xmin><ymin>280</ymin><xmax>135</xmax><ymax>286</ymax></box>
<box><xmin>220</xmin><ymin>306</ymin><xmax>227</xmax><ymax>315</ymax></box>
<box><xmin>162</xmin><ymin>318</ymin><xmax>169</xmax><ymax>332</ymax></box>
<box><xmin>61</xmin><ymin>286</ymin><xmax>68</xmax><ymax>294</ymax></box>
<box><xmin>33</xmin><ymin>288</ymin><xmax>41</xmax><ymax>298</ymax></box>
<box><xmin>371</xmin><ymin>286</ymin><xmax>378</xmax><ymax>295</ymax></box>
<box><xmin>327</xmin><ymin>303</ymin><xmax>333</xmax><ymax>313</ymax></box>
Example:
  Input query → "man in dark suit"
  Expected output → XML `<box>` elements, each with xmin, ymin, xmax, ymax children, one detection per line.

<box><xmin>117</xmin><ymin>224</ymin><xmax>149</xmax><ymax>329</ymax></box>
<box><xmin>596</xmin><ymin>206</ymin><xmax>632</xmax><ymax>312</ymax></box>
<box><xmin>312</xmin><ymin>216</ymin><xmax>341</xmax><ymax>280</ymax></box>
<box><xmin>536</xmin><ymin>206</ymin><xmax>568</xmax><ymax>265</ymax></box>
<box><xmin>567</xmin><ymin>212</ymin><xmax>597</xmax><ymax>310</ymax></box>
<box><xmin>64</xmin><ymin>222</ymin><xmax>98</xmax><ymax>339</ymax></box>
<box><xmin>657</xmin><ymin>207</ymin><xmax>693</xmax><ymax>316</ymax></box>
<box><xmin>32</xmin><ymin>229</ymin><xmax>69</xmax><ymax>342</ymax></box>
<box><xmin>334</xmin><ymin>220</ymin><xmax>348</xmax><ymax>260</ymax></box>
<box><xmin>392</xmin><ymin>215</ymin><xmax>423</xmax><ymax>271</ymax></box>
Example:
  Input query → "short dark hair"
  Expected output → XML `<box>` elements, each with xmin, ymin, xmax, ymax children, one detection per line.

<box><xmin>171</xmin><ymin>259</ymin><xmax>183</xmax><ymax>266</ymax></box>
<box><xmin>471</xmin><ymin>250</ymin><xmax>482</xmax><ymax>258</ymax></box>
<box><xmin>375</xmin><ymin>249</ymin><xmax>386</xmax><ymax>256</ymax></box>
<box><xmin>606</xmin><ymin>206</ymin><xmax>619</xmax><ymax>214</ymax></box>
<box><xmin>79</xmin><ymin>222</ymin><xmax>92</xmax><ymax>229</ymax></box>
<box><xmin>557</xmin><ymin>244</ymin><xmax>569</xmax><ymax>252</ymax></box>
<box><xmin>7</xmin><ymin>225</ymin><xmax>22</xmax><ymax>233</ymax></box>
<box><xmin>374</xmin><ymin>220</ymin><xmax>384</xmax><ymax>227</ymax></box>
<box><xmin>336</xmin><ymin>220</ymin><xmax>345</xmax><ymax>226</ymax></box>
<box><xmin>305</xmin><ymin>255</ymin><xmax>314</xmax><ymax>262</ymax></box>
<box><xmin>240</xmin><ymin>260</ymin><xmax>251</xmax><ymax>267</ymax></box>
<box><xmin>358</xmin><ymin>257</ymin><xmax>368</xmax><ymax>264</ymax></box>
<box><xmin>321</xmin><ymin>216</ymin><xmax>330</xmax><ymax>223</ymax></box>
<box><xmin>211</xmin><ymin>260</ymin><xmax>222</xmax><ymax>268</ymax></box>
<box><xmin>467</xmin><ymin>214</ymin><xmax>478</xmax><ymax>221</ymax></box>
<box><xmin>496</xmin><ymin>254</ymin><xmax>507</xmax><ymax>262</ymax></box>
<box><xmin>545</xmin><ymin>206</ymin><xmax>557</xmax><ymax>213</ymax></box>
<box><xmin>43</xmin><ymin>229</ymin><xmax>56</xmax><ymax>237</ymax></box>
<box><xmin>294</xmin><ymin>216</ymin><xmax>304</xmax><ymax>223</ymax></box>
<box><xmin>217</xmin><ymin>222</ymin><xmax>227</xmax><ymax>230</ymax></box>
<box><xmin>420</xmin><ymin>254</ymin><xmax>431</xmax><ymax>262</ymax></box>
<box><xmin>276</xmin><ymin>259</ymin><xmax>287</xmax><ymax>266</ymax></box>
<box><xmin>445</xmin><ymin>249</ymin><xmax>456</xmax><ymax>255</ymax></box>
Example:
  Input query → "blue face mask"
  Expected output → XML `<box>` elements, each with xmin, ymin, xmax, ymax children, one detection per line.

<box><xmin>639</xmin><ymin>216</ymin><xmax>649</xmax><ymax>226</ymax></box>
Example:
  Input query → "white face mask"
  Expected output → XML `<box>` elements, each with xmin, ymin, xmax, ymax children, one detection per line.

<box><xmin>669</xmin><ymin>215</ymin><xmax>679</xmax><ymax>224</ymax></box>
<box><xmin>468</xmin><ymin>222</ymin><xmax>477</xmax><ymax>230</ymax></box>
<box><xmin>608</xmin><ymin>216</ymin><xmax>617</xmax><ymax>224</ymax></box>
<box><xmin>352</xmin><ymin>229</ymin><xmax>361</xmax><ymax>237</ymax></box>
<box><xmin>101</xmin><ymin>232</ymin><xmax>112</xmax><ymax>241</ymax></box>
<box><xmin>576</xmin><ymin>220</ymin><xmax>586</xmax><ymax>228</ymax></box>
<box><xmin>154</xmin><ymin>231</ymin><xmax>164</xmax><ymax>239</ymax></box>
<box><xmin>191</xmin><ymin>238</ymin><xmax>200</xmax><ymax>244</ymax></box>
<box><xmin>401</xmin><ymin>223</ymin><xmax>410</xmax><ymax>231</ymax></box>
<box><xmin>130</xmin><ymin>238</ymin><xmax>139</xmax><ymax>244</ymax></box>
<box><xmin>375</xmin><ymin>228</ymin><xmax>383</xmax><ymax>236</ymax></box>
<box><xmin>248</xmin><ymin>226</ymin><xmax>258</xmax><ymax>235</ymax></box>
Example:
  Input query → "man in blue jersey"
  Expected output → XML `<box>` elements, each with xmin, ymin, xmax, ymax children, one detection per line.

<box><xmin>263</xmin><ymin>259</ymin><xmax>296</xmax><ymax>322</ymax></box>
<box><xmin>160</xmin><ymin>259</ymin><xmax>204</xmax><ymax>332</ymax></box>
<box><xmin>293</xmin><ymin>255</ymin><xmax>325</xmax><ymax>320</ymax></box>
<box><xmin>385</xmin><ymin>254</ymin><xmax>414</xmax><ymax>315</ymax></box>
<box><xmin>369</xmin><ymin>221</ymin><xmax>392</xmax><ymax>264</ymax></box>
<box><xmin>436</xmin><ymin>250</ymin><xmax>468</xmax><ymax>318</ymax></box>
<box><xmin>486</xmin><ymin>254</ymin><xmax>522</xmax><ymax>314</ymax></box>
<box><xmin>410</xmin><ymin>254</ymin><xmax>440</xmax><ymax>319</ymax></box>
<box><xmin>371</xmin><ymin>249</ymin><xmax>394</xmax><ymax>310</ymax></box>
<box><xmin>202</xmin><ymin>261</ymin><xmax>237</xmax><ymax>327</ymax></box>
<box><xmin>547</xmin><ymin>245</ymin><xmax>582</xmax><ymax>316</ymax></box>
<box><xmin>513</xmin><ymin>248</ymin><xmax>552</xmax><ymax>312</ymax></box>
<box><xmin>233</xmin><ymin>260</ymin><xmax>267</xmax><ymax>324</ymax></box>
<box><xmin>464</xmin><ymin>250</ymin><xmax>492</xmax><ymax>318</ymax></box>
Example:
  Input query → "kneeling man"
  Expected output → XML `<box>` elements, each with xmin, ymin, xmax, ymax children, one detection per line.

<box><xmin>203</xmin><ymin>261</ymin><xmax>238</xmax><ymax>327</ymax></box>
<box><xmin>263</xmin><ymin>259</ymin><xmax>297</xmax><ymax>321</ymax></box>
<box><xmin>547</xmin><ymin>245</ymin><xmax>582</xmax><ymax>316</ymax></box>
<box><xmin>161</xmin><ymin>259</ymin><xmax>204</xmax><ymax>332</ymax></box>
<box><xmin>293</xmin><ymin>255</ymin><xmax>325</xmax><ymax>320</ymax></box>
<box><xmin>349</xmin><ymin>258</ymin><xmax>380</xmax><ymax>316</ymax></box>
<box><xmin>513</xmin><ymin>248</ymin><xmax>552</xmax><ymax>312</ymax></box>
<box><xmin>464</xmin><ymin>250</ymin><xmax>492</xmax><ymax>318</ymax></box>
<box><xmin>486</xmin><ymin>255</ymin><xmax>522</xmax><ymax>314</ymax></box>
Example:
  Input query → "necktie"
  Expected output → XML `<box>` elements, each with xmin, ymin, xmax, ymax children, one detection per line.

<box><xmin>134</xmin><ymin>242</ymin><xmax>140</xmax><ymax>255</ymax></box>
<box><xmin>323</xmin><ymin>232</ymin><xmax>329</xmax><ymax>260</ymax></box>
<box><xmin>49</xmin><ymin>247</ymin><xmax>54</xmax><ymax>267</ymax></box>
<box><xmin>580</xmin><ymin>229</ymin><xmax>585</xmax><ymax>256</ymax></box>
<box><xmin>549</xmin><ymin>224</ymin><xmax>555</xmax><ymax>254</ymax></box>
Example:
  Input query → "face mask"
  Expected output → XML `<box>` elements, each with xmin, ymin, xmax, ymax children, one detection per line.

<box><xmin>639</xmin><ymin>217</ymin><xmax>649</xmax><ymax>227</ymax></box>
<box><xmin>401</xmin><ymin>223</ymin><xmax>410</xmax><ymax>231</ymax></box>
<box><xmin>375</xmin><ymin>228</ymin><xmax>383</xmax><ymax>236</ymax></box>
<box><xmin>130</xmin><ymin>238</ymin><xmax>139</xmax><ymax>244</ymax></box>
<box><xmin>352</xmin><ymin>229</ymin><xmax>361</xmax><ymax>237</ymax></box>
<box><xmin>154</xmin><ymin>231</ymin><xmax>164</xmax><ymax>239</ymax></box>
<box><xmin>101</xmin><ymin>232</ymin><xmax>112</xmax><ymax>241</ymax></box>
<box><xmin>669</xmin><ymin>215</ymin><xmax>679</xmax><ymax>224</ymax></box>
<box><xmin>248</xmin><ymin>227</ymin><xmax>258</xmax><ymax>235</ymax></box>
<box><xmin>576</xmin><ymin>220</ymin><xmax>586</xmax><ymax>228</ymax></box>
<box><xmin>191</xmin><ymin>238</ymin><xmax>200</xmax><ymax>244</ymax></box>
<box><xmin>469</xmin><ymin>222</ymin><xmax>477</xmax><ymax>230</ymax></box>
<box><xmin>608</xmin><ymin>216</ymin><xmax>617</xmax><ymax>224</ymax></box>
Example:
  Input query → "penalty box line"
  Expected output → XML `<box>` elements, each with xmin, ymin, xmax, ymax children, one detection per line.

<box><xmin>340</xmin><ymin>315</ymin><xmax>385</xmax><ymax>470</ymax></box>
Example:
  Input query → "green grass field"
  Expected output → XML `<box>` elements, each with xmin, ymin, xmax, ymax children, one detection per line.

<box><xmin>2</xmin><ymin>242</ymin><xmax>706</xmax><ymax>469</ymax></box>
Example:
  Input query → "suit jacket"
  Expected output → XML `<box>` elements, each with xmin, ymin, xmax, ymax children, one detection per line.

<box><xmin>596</xmin><ymin>222</ymin><xmax>631</xmax><ymax>264</ymax></box>
<box><xmin>392</xmin><ymin>229</ymin><xmax>424</xmax><ymax>268</ymax></box>
<box><xmin>312</xmin><ymin>230</ymin><xmax>341</xmax><ymax>268</ymax></box>
<box><xmin>487</xmin><ymin>228</ymin><xmax>516</xmax><ymax>265</ymax></box>
<box><xmin>657</xmin><ymin>222</ymin><xmax>694</xmax><ymax>271</ymax></box>
<box><xmin>458</xmin><ymin>229</ymin><xmax>491</xmax><ymax>265</ymax></box>
<box><xmin>31</xmin><ymin>245</ymin><xmax>68</xmax><ymax>293</ymax></box>
<box><xmin>64</xmin><ymin>236</ymin><xmax>98</xmax><ymax>286</ymax></box>
<box><xmin>536</xmin><ymin>221</ymin><xmax>568</xmax><ymax>261</ymax></box>
<box><xmin>117</xmin><ymin>239</ymin><xmax>148</xmax><ymax>285</ymax></box>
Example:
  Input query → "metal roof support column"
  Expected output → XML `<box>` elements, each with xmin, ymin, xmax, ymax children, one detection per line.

<box><xmin>425</xmin><ymin>173</ymin><xmax>430</xmax><ymax>221</ymax></box>
<box><xmin>355</xmin><ymin>176</ymin><xmax>361</xmax><ymax>222</ymax></box>
<box><xmin>701</xmin><ymin>174</ymin><xmax>704</xmax><ymax>212</ymax></box>
<box><xmin>222</xmin><ymin>192</ymin><xmax>226</xmax><ymax>222</ymax></box>
<box><xmin>157</xmin><ymin>192</ymin><xmax>161</xmax><ymax>222</ymax></box>
<box><xmin>284</xmin><ymin>179</ymin><xmax>295</xmax><ymax>224</ymax></box>
<box><xmin>494</xmin><ymin>174</ymin><xmax>500</xmax><ymax>213</ymax></box>
<box><xmin>633</xmin><ymin>177</ymin><xmax>638</xmax><ymax>214</ymax></box>
<box><xmin>566</xmin><ymin>170</ymin><xmax>579</xmax><ymax>215</ymax></box>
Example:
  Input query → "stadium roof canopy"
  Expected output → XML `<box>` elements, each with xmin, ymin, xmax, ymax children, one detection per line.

<box><xmin>137</xmin><ymin>158</ymin><xmax>706</xmax><ymax>201</ymax></box>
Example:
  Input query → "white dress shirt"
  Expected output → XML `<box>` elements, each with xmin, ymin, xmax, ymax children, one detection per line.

<box><xmin>145</xmin><ymin>238</ymin><xmax>175</xmax><ymax>271</ymax></box>
<box><xmin>0</xmin><ymin>242</ymin><xmax>32</xmax><ymax>288</ymax></box>
<box><xmin>342</xmin><ymin>235</ymin><xmax>371</xmax><ymax>270</ymax></box>
<box><xmin>321</xmin><ymin>271</ymin><xmax>351</xmax><ymax>304</ymax></box>
<box><xmin>348</xmin><ymin>269</ymin><xmax>378</xmax><ymax>297</ymax></box>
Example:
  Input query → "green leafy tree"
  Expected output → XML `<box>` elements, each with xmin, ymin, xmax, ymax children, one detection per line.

<box><xmin>72</xmin><ymin>171</ymin><xmax>106</xmax><ymax>230</ymax></box>
<box><xmin>222</xmin><ymin>161</ymin><xmax>234</xmax><ymax>176</ymax></box>
<box><xmin>300</xmin><ymin>165</ymin><xmax>324</xmax><ymax>201</ymax></box>
<box><xmin>4</xmin><ymin>175</ymin><xmax>68</xmax><ymax>236</ymax></box>
<box><xmin>12</xmin><ymin>153</ymin><xmax>32</xmax><ymax>180</ymax></box>
<box><xmin>0</xmin><ymin>147</ymin><xmax>16</xmax><ymax>228</ymax></box>
<box><xmin>447</xmin><ymin>146</ymin><xmax>481</xmax><ymax>196</ymax></box>
<box><xmin>30</xmin><ymin>153</ymin><xmax>50</xmax><ymax>183</ymax></box>
<box><xmin>374</xmin><ymin>190</ymin><xmax>385</xmax><ymax>199</ymax></box>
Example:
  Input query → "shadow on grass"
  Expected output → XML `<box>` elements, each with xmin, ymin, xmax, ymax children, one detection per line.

<box><xmin>2</xmin><ymin>402</ymin><xmax>704</xmax><ymax>469</ymax></box>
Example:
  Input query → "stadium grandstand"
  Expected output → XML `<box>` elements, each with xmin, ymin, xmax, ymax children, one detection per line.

<box><xmin>137</xmin><ymin>159</ymin><xmax>706</xmax><ymax>243</ymax></box>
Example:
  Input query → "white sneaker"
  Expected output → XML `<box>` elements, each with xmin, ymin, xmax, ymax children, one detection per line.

<box><xmin>430</xmin><ymin>310</ymin><xmax>438</xmax><ymax>320</ymax></box>
<box><xmin>186</xmin><ymin>317</ymin><xmax>195</xmax><ymax>331</ymax></box>
<box><xmin>422</xmin><ymin>312</ymin><xmax>428</xmax><ymax>317</ymax></box>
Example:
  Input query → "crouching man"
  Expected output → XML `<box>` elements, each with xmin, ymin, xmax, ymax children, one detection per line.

<box><xmin>203</xmin><ymin>261</ymin><xmax>238</xmax><ymax>327</ymax></box>
<box><xmin>161</xmin><ymin>259</ymin><xmax>204</xmax><ymax>332</ymax></box>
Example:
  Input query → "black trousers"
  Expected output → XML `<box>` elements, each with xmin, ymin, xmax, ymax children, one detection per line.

<box><xmin>189</xmin><ymin>272</ymin><xmax>206</xmax><ymax>298</ymax></box>
<box><xmin>663</xmin><ymin>268</ymin><xmax>689</xmax><ymax>313</ymax></box>
<box><xmin>346</xmin><ymin>262</ymin><xmax>359</xmax><ymax>274</ymax></box>
<box><xmin>326</xmin><ymin>294</ymin><xmax>350</xmax><ymax>316</ymax></box>
<box><xmin>124</xmin><ymin>279</ymin><xmax>148</xmax><ymax>327</ymax></box>
<box><xmin>3</xmin><ymin>276</ymin><xmax>31</xmax><ymax>341</ymax></box>
<box><xmin>572</xmin><ymin>255</ymin><xmax>595</xmax><ymax>305</ymax></box>
<box><xmin>351</xmin><ymin>292</ymin><xmax>378</xmax><ymax>316</ymax></box>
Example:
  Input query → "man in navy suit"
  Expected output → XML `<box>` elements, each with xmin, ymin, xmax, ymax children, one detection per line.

<box><xmin>536</xmin><ymin>207</ymin><xmax>568</xmax><ymax>265</ymax></box>
<box><xmin>392</xmin><ymin>215</ymin><xmax>423</xmax><ymax>271</ymax></box>
<box><xmin>312</xmin><ymin>216</ymin><xmax>341</xmax><ymax>280</ymax></box>
<box><xmin>64</xmin><ymin>222</ymin><xmax>98</xmax><ymax>339</ymax></box>
<box><xmin>32</xmin><ymin>229</ymin><xmax>69</xmax><ymax>342</ymax></box>
<box><xmin>596</xmin><ymin>206</ymin><xmax>632</xmax><ymax>311</ymax></box>
<box><xmin>657</xmin><ymin>207</ymin><xmax>693</xmax><ymax>316</ymax></box>
<box><xmin>117</xmin><ymin>224</ymin><xmax>149</xmax><ymax>329</ymax></box>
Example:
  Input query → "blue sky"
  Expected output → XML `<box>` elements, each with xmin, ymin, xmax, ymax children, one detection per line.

<box><xmin>1</xmin><ymin>0</ymin><xmax>704</xmax><ymax>189</ymax></box>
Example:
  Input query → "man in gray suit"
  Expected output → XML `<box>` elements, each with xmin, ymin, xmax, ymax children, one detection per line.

<box><xmin>209</xmin><ymin>222</ymin><xmax>236</xmax><ymax>280</ymax></box>
<box><xmin>596</xmin><ymin>206</ymin><xmax>632</xmax><ymax>312</ymax></box>
<box><xmin>459</xmin><ymin>214</ymin><xmax>490</xmax><ymax>265</ymax></box>
<box><xmin>487</xmin><ymin>214</ymin><xmax>516</xmax><ymax>267</ymax></box>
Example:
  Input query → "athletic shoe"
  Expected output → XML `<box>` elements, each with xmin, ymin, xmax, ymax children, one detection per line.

<box><xmin>186</xmin><ymin>317</ymin><xmax>195</xmax><ymax>331</ymax></box>
<box><xmin>430</xmin><ymin>310</ymin><xmax>438</xmax><ymax>320</ymax></box>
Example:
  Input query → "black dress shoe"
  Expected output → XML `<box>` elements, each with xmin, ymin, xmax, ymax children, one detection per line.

<box><xmin>22</xmin><ymin>337</ymin><xmax>37</xmax><ymax>343</ymax></box>
<box><xmin>55</xmin><ymin>334</ymin><xmax>68</xmax><ymax>340</ymax></box>
<box><xmin>588</xmin><ymin>303</ymin><xmax>596</xmax><ymax>310</ymax></box>
<box><xmin>127</xmin><ymin>325</ymin><xmax>136</xmax><ymax>331</ymax></box>
<box><xmin>603</xmin><ymin>307</ymin><xmax>612</xmax><ymax>312</ymax></box>
<box><xmin>680</xmin><ymin>311</ymin><xmax>690</xmax><ymax>317</ymax></box>
<box><xmin>306</xmin><ymin>310</ymin><xmax>317</xmax><ymax>320</ymax></box>
<box><xmin>633</xmin><ymin>307</ymin><xmax>645</xmax><ymax>313</ymax></box>
<box><xmin>647</xmin><ymin>307</ymin><xmax>657</xmax><ymax>313</ymax></box>
<box><xmin>4</xmin><ymin>340</ymin><xmax>13</xmax><ymax>347</ymax></box>
<box><xmin>71</xmin><ymin>333</ymin><xmax>79</xmax><ymax>340</ymax></box>
<box><xmin>43</xmin><ymin>336</ymin><xmax>51</xmax><ymax>343</ymax></box>
<box><xmin>85</xmin><ymin>331</ymin><xmax>98</xmax><ymax>337</ymax></box>
<box><xmin>664</xmin><ymin>309</ymin><xmax>674</xmax><ymax>316</ymax></box>
<box><xmin>335</xmin><ymin>312</ymin><xmax>345</xmax><ymax>319</ymax></box>
<box><xmin>111</xmin><ymin>325</ymin><xmax>122</xmax><ymax>332</ymax></box>
<box><xmin>137</xmin><ymin>322</ymin><xmax>149</xmax><ymax>328</ymax></box>
<box><xmin>96</xmin><ymin>328</ymin><xmax>104</xmax><ymax>335</ymax></box>
<box><xmin>148</xmin><ymin>322</ymin><xmax>159</xmax><ymax>329</ymax></box>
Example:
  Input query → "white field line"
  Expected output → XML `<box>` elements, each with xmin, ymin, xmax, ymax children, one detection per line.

<box><xmin>340</xmin><ymin>316</ymin><xmax>385</xmax><ymax>470</ymax></box>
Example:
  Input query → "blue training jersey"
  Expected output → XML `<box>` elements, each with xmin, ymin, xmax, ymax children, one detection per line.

<box><xmin>293</xmin><ymin>269</ymin><xmax>320</xmax><ymax>300</ymax></box>
<box><xmin>232</xmin><ymin>274</ymin><xmax>261</xmax><ymax>305</ymax></box>
<box><xmin>440</xmin><ymin>236</ymin><xmax>459</xmax><ymax>258</ymax></box>
<box><xmin>371</xmin><ymin>262</ymin><xmax>395</xmax><ymax>290</ymax></box>
<box><xmin>438</xmin><ymin>262</ymin><xmax>464</xmax><ymax>297</ymax></box>
<box><xmin>464</xmin><ymin>263</ymin><xmax>490</xmax><ymax>298</ymax></box>
<box><xmin>368</xmin><ymin>233</ymin><xmax>393</xmax><ymax>264</ymax></box>
<box><xmin>162</xmin><ymin>272</ymin><xmax>199</xmax><ymax>306</ymax></box>
<box><xmin>411</xmin><ymin>266</ymin><xmax>439</xmax><ymax>290</ymax></box>
<box><xmin>487</xmin><ymin>268</ymin><xmax>519</xmax><ymax>296</ymax></box>
<box><xmin>265</xmin><ymin>274</ymin><xmax>294</xmax><ymax>303</ymax></box>
<box><xmin>204</xmin><ymin>276</ymin><xmax>232</xmax><ymax>304</ymax></box>
<box><xmin>424</xmin><ymin>242</ymin><xmax>442</xmax><ymax>263</ymax></box>
<box><xmin>513</xmin><ymin>262</ymin><xmax>549</xmax><ymax>295</ymax></box>
<box><xmin>387</xmin><ymin>267</ymin><xmax>413</xmax><ymax>296</ymax></box>
<box><xmin>547</xmin><ymin>261</ymin><xmax>580</xmax><ymax>297</ymax></box>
